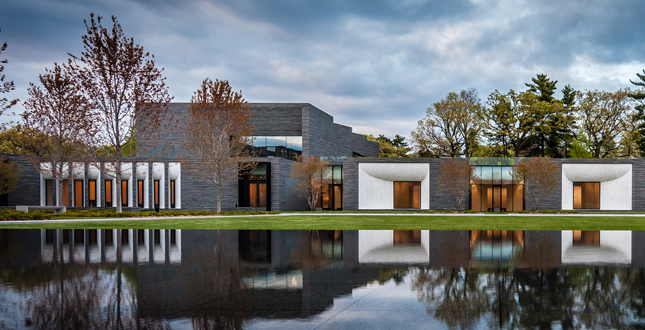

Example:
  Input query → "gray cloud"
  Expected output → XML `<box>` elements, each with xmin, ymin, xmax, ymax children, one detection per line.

<box><xmin>1</xmin><ymin>0</ymin><xmax>644</xmax><ymax>138</ymax></box>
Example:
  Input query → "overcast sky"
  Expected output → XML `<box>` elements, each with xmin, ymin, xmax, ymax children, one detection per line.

<box><xmin>2</xmin><ymin>0</ymin><xmax>644</xmax><ymax>138</ymax></box>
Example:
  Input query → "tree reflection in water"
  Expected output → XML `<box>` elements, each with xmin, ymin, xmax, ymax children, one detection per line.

<box><xmin>22</xmin><ymin>230</ymin><xmax>171</xmax><ymax>330</ymax></box>
<box><xmin>410</xmin><ymin>266</ymin><xmax>645</xmax><ymax>329</ymax></box>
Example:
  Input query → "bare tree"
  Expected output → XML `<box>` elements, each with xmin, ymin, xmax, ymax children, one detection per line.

<box><xmin>290</xmin><ymin>155</ymin><xmax>330</xmax><ymax>211</ymax></box>
<box><xmin>22</xmin><ymin>63</ymin><xmax>97</xmax><ymax>207</ymax></box>
<box><xmin>437</xmin><ymin>158</ymin><xmax>473</xmax><ymax>211</ymax></box>
<box><xmin>411</xmin><ymin>89</ymin><xmax>481</xmax><ymax>157</ymax></box>
<box><xmin>70</xmin><ymin>14</ymin><xmax>173</xmax><ymax>212</ymax></box>
<box><xmin>0</xmin><ymin>155</ymin><xmax>21</xmax><ymax>195</ymax></box>
<box><xmin>180</xmin><ymin>78</ymin><xmax>255</xmax><ymax>213</ymax></box>
<box><xmin>512</xmin><ymin>157</ymin><xmax>558</xmax><ymax>210</ymax></box>
<box><xmin>576</xmin><ymin>89</ymin><xmax>632</xmax><ymax>158</ymax></box>
<box><xmin>0</xmin><ymin>28</ymin><xmax>19</xmax><ymax>116</ymax></box>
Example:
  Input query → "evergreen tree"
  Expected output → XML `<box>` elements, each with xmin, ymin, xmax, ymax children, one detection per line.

<box><xmin>629</xmin><ymin>70</ymin><xmax>645</xmax><ymax>157</ymax></box>
<box><xmin>526</xmin><ymin>73</ymin><xmax>557</xmax><ymax>102</ymax></box>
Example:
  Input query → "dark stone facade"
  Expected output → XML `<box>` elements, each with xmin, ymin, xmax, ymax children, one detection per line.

<box><xmin>343</xmin><ymin>157</ymin><xmax>645</xmax><ymax>212</ymax></box>
<box><xmin>3</xmin><ymin>103</ymin><xmax>377</xmax><ymax>211</ymax></box>
<box><xmin>0</xmin><ymin>153</ymin><xmax>40</xmax><ymax>207</ymax></box>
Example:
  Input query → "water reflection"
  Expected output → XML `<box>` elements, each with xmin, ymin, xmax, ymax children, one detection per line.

<box><xmin>1</xmin><ymin>229</ymin><xmax>645</xmax><ymax>329</ymax></box>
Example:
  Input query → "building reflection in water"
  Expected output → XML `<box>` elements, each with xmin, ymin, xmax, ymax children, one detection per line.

<box><xmin>40</xmin><ymin>229</ymin><xmax>182</xmax><ymax>265</ymax></box>
<box><xmin>2</xmin><ymin>229</ymin><xmax>645</xmax><ymax>329</ymax></box>
<box><xmin>470</xmin><ymin>230</ymin><xmax>524</xmax><ymax>261</ymax></box>
<box><xmin>562</xmin><ymin>230</ymin><xmax>632</xmax><ymax>264</ymax></box>
<box><xmin>358</xmin><ymin>230</ymin><xmax>429</xmax><ymax>264</ymax></box>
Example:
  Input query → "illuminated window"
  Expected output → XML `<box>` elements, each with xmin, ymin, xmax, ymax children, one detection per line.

<box><xmin>45</xmin><ymin>180</ymin><xmax>54</xmax><ymax>206</ymax></box>
<box><xmin>154</xmin><ymin>180</ymin><xmax>160</xmax><ymax>208</ymax></box>
<box><xmin>137</xmin><ymin>180</ymin><xmax>144</xmax><ymax>208</ymax></box>
<box><xmin>88</xmin><ymin>180</ymin><xmax>97</xmax><ymax>207</ymax></box>
<box><xmin>573</xmin><ymin>182</ymin><xmax>600</xmax><ymax>209</ymax></box>
<box><xmin>105</xmin><ymin>180</ymin><xmax>112</xmax><ymax>207</ymax></box>
<box><xmin>121</xmin><ymin>180</ymin><xmax>128</xmax><ymax>207</ymax></box>
<box><xmin>394</xmin><ymin>181</ymin><xmax>421</xmax><ymax>209</ymax></box>
<box><xmin>170</xmin><ymin>180</ymin><xmax>176</xmax><ymax>208</ymax></box>
<box><xmin>74</xmin><ymin>180</ymin><xmax>83</xmax><ymax>207</ymax></box>
<box><xmin>62</xmin><ymin>181</ymin><xmax>69</xmax><ymax>207</ymax></box>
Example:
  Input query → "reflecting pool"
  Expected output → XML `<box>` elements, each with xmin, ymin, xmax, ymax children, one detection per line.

<box><xmin>1</xmin><ymin>229</ymin><xmax>645</xmax><ymax>329</ymax></box>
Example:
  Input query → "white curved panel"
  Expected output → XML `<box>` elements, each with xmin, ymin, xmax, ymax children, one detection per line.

<box><xmin>359</xmin><ymin>163</ymin><xmax>430</xmax><ymax>210</ymax></box>
<box><xmin>136</xmin><ymin>163</ymin><xmax>148</xmax><ymax>180</ymax></box>
<box><xmin>561</xmin><ymin>164</ymin><xmax>632</xmax><ymax>210</ymax></box>
<box><xmin>72</xmin><ymin>163</ymin><xmax>84</xmax><ymax>179</ymax></box>
<box><xmin>360</xmin><ymin>163</ymin><xmax>429</xmax><ymax>181</ymax></box>
<box><xmin>103</xmin><ymin>163</ymin><xmax>116</xmax><ymax>179</ymax></box>
<box><xmin>563</xmin><ymin>164</ymin><xmax>630</xmax><ymax>182</ymax></box>
<box><xmin>87</xmin><ymin>164</ymin><xmax>100</xmax><ymax>180</ymax></box>
<box><xmin>152</xmin><ymin>163</ymin><xmax>164</xmax><ymax>180</ymax></box>
<box><xmin>39</xmin><ymin>162</ymin><xmax>69</xmax><ymax>179</ymax></box>
<box><xmin>120</xmin><ymin>163</ymin><xmax>132</xmax><ymax>179</ymax></box>
<box><xmin>168</xmin><ymin>163</ymin><xmax>180</xmax><ymax>180</ymax></box>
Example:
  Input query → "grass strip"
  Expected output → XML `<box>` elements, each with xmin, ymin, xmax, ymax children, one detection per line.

<box><xmin>2</xmin><ymin>215</ymin><xmax>645</xmax><ymax>230</ymax></box>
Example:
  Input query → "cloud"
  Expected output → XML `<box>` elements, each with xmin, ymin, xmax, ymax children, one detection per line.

<box><xmin>1</xmin><ymin>0</ymin><xmax>644</xmax><ymax>139</ymax></box>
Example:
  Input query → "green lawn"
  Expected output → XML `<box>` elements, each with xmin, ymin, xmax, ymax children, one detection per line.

<box><xmin>2</xmin><ymin>214</ymin><xmax>645</xmax><ymax>230</ymax></box>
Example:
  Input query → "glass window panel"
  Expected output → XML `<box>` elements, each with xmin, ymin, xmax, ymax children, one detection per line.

<box><xmin>501</xmin><ymin>166</ymin><xmax>513</xmax><ymax>185</ymax></box>
<box><xmin>249</xmin><ymin>184</ymin><xmax>258</xmax><ymax>207</ymax></box>
<box><xmin>89</xmin><ymin>180</ymin><xmax>96</xmax><ymax>207</ymax></box>
<box><xmin>492</xmin><ymin>166</ymin><xmax>502</xmax><ymax>185</ymax></box>
<box><xmin>394</xmin><ymin>182</ymin><xmax>421</xmax><ymax>209</ymax></box>
<box><xmin>121</xmin><ymin>180</ymin><xmax>128</xmax><ymax>207</ymax></box>
<box><xmin>573</xmin><ymin>182</ymin><xmax>600</xmax><ymax>209</ymax></box>
<box><xmin>62</xmin><ymin>181</ymin><xmax>69</xmax><ymax>207</ymax></box>
<box><xmin>138</xmin><ymin>180</ymin><xmax>144</xmax><ymax>208</ymax></box>
<box><xmin>252</xmin><ymin>136</ymin><xmax>267</xmax><ymax>147</ymax></box>
<box><xmin>266</xmin><ymin>136</ymin><xmax>287</xmax><ymax>147</ymax></box>
<box><xmin>333</xmin><ymin>166</ymin><xmax>342</xmax><ymax>184</ymax></box>
<box><xmin>287</xmin><ymin>136</ymin><xmax>302</xmax><ymax>151</ymax></box>
<box><xmin>105</xmin><ymin>180</ymin><xmax>112</xmax><ymax>206</ymax></box>
<box><xmin>74</xmin><ymin>180</ymin><xmax>83</xmax><ymax>207</ymax></box>
<box><xmin>480</xmin><ymin>167</ymin><xmax>492</xmax><ymax>184</ymax></box>
<box><xmin>259</xmin><ymin>183</ymin><xmax>267</xmax><ymax>207</ymax></box>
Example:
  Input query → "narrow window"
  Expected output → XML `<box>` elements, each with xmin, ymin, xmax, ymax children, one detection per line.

<box><xmin>74</xmin><ymin>180</ymin><xmax>83</xmax><ymax>207</ymax></box>
<box><xmin>105</xmin><ymin>180</ymin><xmax>113</xmax><ymax>207</ymax></box>
<box><xmin>88</xmin><ymin>180</ymin><xmax>97</xmax><ymax>207</ymax></box>
<box><xmin>121</xmin><ymin>180</ymin><xmax>128</xmax><ymax>207</ymax></box>
<box><xmin>137</xmin><ymin>180</ymin><xmax>144</xmax><ymax>208</ymax></box>
<box><xmin>62</xmin><ymin>181</ymin><xmax>69</xmax><ymax>207</ymax></box>
<box><xmin>170</xmin><ymin>180</ymin><xmax>176</xmax><ymax>208</ymax></box>
<box><xmin>46</xmin><ymin>180</ymin><xmax>54</xmax><ymax>206</ymax></box>
<box><xmin>154</xmin><ymin>180</ymin><xmax>160</xmax><ymax>208</ymax></box>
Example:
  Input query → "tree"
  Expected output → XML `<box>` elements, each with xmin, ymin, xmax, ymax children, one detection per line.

<box><xmin>70</xmin><ymin>14</ymin><xmax>173</xmax><ymax>213</ymax></box>
<box><xmin>366</xmin><ymin>134</ymin><xmax>410</xmax><ymax>158</ymax></box>
<box><xmin>411</xmin><ymin>89</ymin><xmax>481</xmax><ymax>157</ymax></box>
<box><xmin>512</xmin><ymin>157</ymin><xmax>558</xmax><ymax>210</ymax></box>
<box><xmin>0</xmin><ymin>155</ymin><xmax>21</xmax><ymax>195</ymax></box>
<box><xmin>526</xmin><ymin>73</ymin><xmax>558</xmax><ymax>102</ymax></box>
<box><xmin>290</xmin><ymin>155</ymin><xmax>330</xmax><ymax>211</ymax></box>
<box><xmin>437</xmin><ymin>158</ymin><xmax>473</xmax><ymax>211</ymax></box>
<box><xmin>0</xmin><ymin>28</ymin><xmax>18</xmax><ymax>116</ymax></box>
<box><xmin>629</xmin><ymin>70</ymin><xmax>645</xmax><ymax>156</ymax></box>
<box><xmin>524</xmin><ymin>74</ymin><xmax>577</xmax><ymax>157</ymax></box>
<box><xmin>22</xmin><ymin>63</ymin><xmax>97</xmax><ymax>207</ymax></box>
<box><xmin>180</xmin><ymin>78</ymin><xmax>255</xmax><ymax>213</ymax></box>
<box><xmin>0</xmin><ymin>125</ymin><xmax>50</xmax><ymax>156</ymax></box>
<box><xmin>479</xmin><ymin>90</ymin><xmax>538</xmax><ymax>157</ymax></box>
<box><xmin>576</xmin><ymin>89</ymin><xmax>632</xmax><ymax>158</ymax></box>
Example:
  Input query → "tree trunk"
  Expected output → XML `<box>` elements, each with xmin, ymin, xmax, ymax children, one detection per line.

<box><xmin>216</xmin><ymin>182</ymin><xmax>221</xmax><ymax>213</ymax></box>
<box><xmin>116</xmin><ymin>159</ymin><xmax>122</xmax><ymax>214</ymax></box>
<box><xmin>56</xmin><ymin>178</ymin><xmax>62</xmax><ymax>207</ymax></box>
